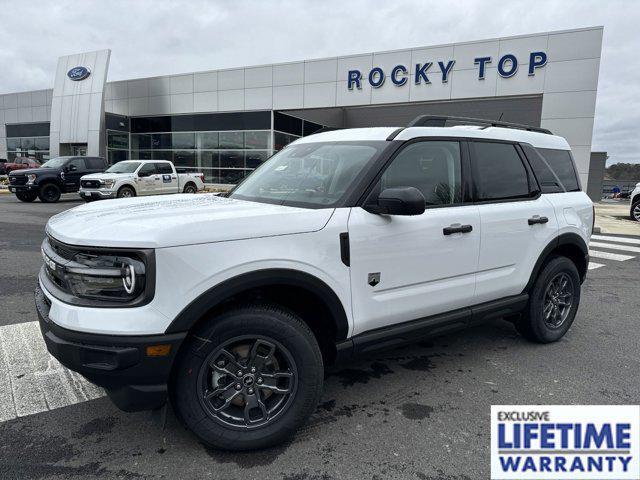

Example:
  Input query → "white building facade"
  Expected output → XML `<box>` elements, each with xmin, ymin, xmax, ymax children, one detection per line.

<box><xmin>0</xmin><ymin>26</ymin><xmax>602</xmax><ymax>186</ymax></box>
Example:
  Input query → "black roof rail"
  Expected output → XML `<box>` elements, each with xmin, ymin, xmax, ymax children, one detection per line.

<box><xmin>406</xmin><ymin>115</ymin><xmax>552</xmax><ymax>135</ymax></box>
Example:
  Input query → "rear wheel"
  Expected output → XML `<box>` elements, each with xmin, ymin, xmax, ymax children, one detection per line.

<box><xmin>183</xmin><ymin>183</ymin><xmax>197</xmax><ymax>194</ymax></box>
<box><xmin>117</xmin><ymin>186</ymin><xmax>135</xmax><ymax>198</ymax></box>
<box><xmin>516</xmin><ymin>255</ymin><xmax>581</xmax><ymax>343</ymax></box>
<box><xmin>15</xmin><ymin>191</ymin><xmax>37</xmax><ymax>202</ymax></box>
<box><xmin>631</xmin><ymin>200</ymin><xmax>640</xmax><ymax>222</ymax></box>
<box><xmin>38</xmin><ymin>184</ymin><xmax>61</xmax><ymax>203</ymax></box>
<box><xmin>171</xmin><ymin>304</ymin><xmax>323</xmax><ymax>451</ymax></box>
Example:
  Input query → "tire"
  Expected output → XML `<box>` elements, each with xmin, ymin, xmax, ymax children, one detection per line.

<box><xmin>516</xmin><ymin>255</ymin><xmax>581</xmax><ymax>343</ymax></box>
<box><xmin>15</xmin><ymin>191</ymin><xmax>37</xmax><ymax>202</ymax></box>
<box><xmin>171</xmin><ymin>304</ymin><xmax>324</xmax><ymax>451</ymax></box>
<box><xmin>183</xmin><ymin>183</ymin><xmax>197</xmax><ymax>194</ymax></box>
<box><xmin>631</xmin><ymin>200</ymin><xmax>640</xmax><ymax>222</ymax></box>
<box><xmin>37</xmin><ymin>183</ymin><xmax>61</xmax><ymax>203</ymax></box>
<box><xmin>117</xmin><ymin>186</ymin><xmax>136</xmax><ymax>198</ymax></box>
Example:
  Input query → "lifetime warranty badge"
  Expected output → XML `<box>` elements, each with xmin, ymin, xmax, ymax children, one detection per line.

<box><xmin>491</xmin><ymin>405</ymin><xmax>640</xmax><ymax>479</ymax></box>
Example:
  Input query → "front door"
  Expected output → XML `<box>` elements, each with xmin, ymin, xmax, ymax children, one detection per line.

<box><xmin>136</xmin><ymin>163</ymin><xmax>160</xmax><ymax>195</ymax></box>
<box><xmin>63</xmin><ymin>158</ymin><xmax>86</xmax><ymax>190</ymax></box>
<box><xmin>347</xmin><ymin>140</ymin><xmax>481</xmax><ymax>336</ymax></box>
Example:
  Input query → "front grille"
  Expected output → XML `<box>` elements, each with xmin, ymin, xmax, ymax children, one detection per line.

<box><xmin>9</xmin><ymin>175</ymin><xmax>27</xmax><ymax>185</ymax></box>
<box><xmin>48</xmin><ymin>236</ymin><xmax>76</xmax><ymax>261</ymax></box>
<box><xmin>81</xmin><ymin>179</ymin><xmax>101</xmax><ymax>189</ymax></box>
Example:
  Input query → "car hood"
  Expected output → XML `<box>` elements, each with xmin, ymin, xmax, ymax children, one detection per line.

<box><xmin>9</xmin><ymin>167</ymin><xmax>51</xmax><ymax>176</ymax></box>
<box><xmin>81</xmin><ymin>172</ymin><xmax>135</xmax><ymax>180</ymax></box>
<box><xmin>46</xmin><ymin>194</ymin><xmax>335</xmax><ymax>248</ymax></box>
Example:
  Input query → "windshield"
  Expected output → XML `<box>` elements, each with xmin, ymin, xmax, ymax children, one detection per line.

<box><xmin>40</xmin><ymin>157</ymin><xmax>68</xmax><ymax>169</ymax></box>
<box><xmin>230</xmin><ymin>141</ymin><xmax>385</xmax><ymax>207</ymax></box>
<box><xmin>105</xmin><ymin>162</ymin><xmax>141</xmax><ymax>173</ymax></box>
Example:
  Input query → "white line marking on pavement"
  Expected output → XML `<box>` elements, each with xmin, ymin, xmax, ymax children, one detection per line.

<box><xmin>588</xmin><ymin>262</ymin><xmax>605</xmax><ymax>270</ymax></box>
<box><xmin>591</xmin><ymin>234</ymin><xmax>640</xmax><ymax>246</ymax></box>
<box><xmin>0</xmin><ymin>321</ymin><xmax>104</xmax><ymax>424</ymax></box>
<box><xmin>589</xmin><ymin>241</ymin><xmax>640</xmax><ymax>254</ymax></box>
<box><xmin>588</xmin><ymin>249</ymin><xmax>635</xmax><ymax>262</ymax></box>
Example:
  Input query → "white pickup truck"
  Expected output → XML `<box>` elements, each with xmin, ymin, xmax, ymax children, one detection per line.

<box><xmin>78</xmin><ymin>160</ymin><xmax>205</xmax><ymax>201</ymax></box>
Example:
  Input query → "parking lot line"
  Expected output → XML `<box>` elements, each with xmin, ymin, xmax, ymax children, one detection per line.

<box><xmin>588</xmin><ymin>249</ymin><xmax>635</xmax><ymax>261</ymax></box>
<box><xmin>589</xmin><ymin>241</ymin><xmax>640</xmax><ymax>254</ymax></box>
<box><xmin>0</xmin><ymin>321</ymin><xmax>104</xmax><ymax>424</ymax></box>
<box><xmin>588</xmin><ymin>262</ymin><xmax>605</xmax><ymax>270</ymax></box>
<box><xmin>591</xmin><ymin>234</ymin><xmax>640</xmax><ymax>246</ymax></box>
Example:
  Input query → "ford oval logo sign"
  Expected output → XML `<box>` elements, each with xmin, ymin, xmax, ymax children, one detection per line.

<box><xmin>67</xmin><ymin>66</ymin><xmax>91</xmax><ymax>81</ymax></box>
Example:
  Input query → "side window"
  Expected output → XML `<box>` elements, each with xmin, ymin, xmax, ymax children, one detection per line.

<box><xmin>380</xmin><ymin>141</ymin><xmax>463</xmax><ymax>206</ymax></box>
<box><xmin>138</xmin><ymin>163</ymin><xmax>156</xmax><ymax>177</ymax></box>
<box><xmin>471</xmin><ymin>142</ymin><xmax>530</xmax><ymax>201</ymax></box>
<box><xmin>85</xmin><ymin>158</ymin><xmax>105</xmax><ymax>170</ymax></box>
<box><xmin>67</xmin><ymin>158</ymin><xmax>86</xmax><ymax>171</ymax></box>
<box><xmin>156</xmin><ymin>162</ymin><xmax>173</xmax><ymax>174</ymax></box>
<box><xmin>536</xmin><ymin>148</ymin><xmax>580</xmax><ymax>192</ymax></box>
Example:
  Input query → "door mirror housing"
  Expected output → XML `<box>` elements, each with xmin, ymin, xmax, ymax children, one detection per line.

<box><xmin>367</xmin><ymin>187</ymin><xmax>426</xmax><ymax>216</ymax></box>
<box><xmin>67</xmin><ymin>164</ymin><xmax>77</xmax><ymax>172</ymax></box>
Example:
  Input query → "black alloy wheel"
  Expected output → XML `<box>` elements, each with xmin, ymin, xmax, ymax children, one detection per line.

<box><xmin>184</xmin><ymin>183</ymin><xmax>197</xmax><ymax>194</ymax></box>
<box><xmin>171</xmin><ymin>304</ymin><xmax>323</xmax><ymax>451</ymax></box>
<box><xmin>38</xmin><ymin>184</ymin><xmax>61</xmax><ymax>203</ymax></box>
<box><xmin>631</xmin><ymin>201</ymin><xmax>640</xmax><ymax>222</ymax></box>
<box><xmin>197</xmin><ymin>336</ymin><xmax>297</xmax><ymax>429</ymax></box>
<box><xmin>542</xmin><ymin>272</ymin><xmax>574</xmax><ymax>329</ymax></box>
<box><xmin>515</xmin><ymin>255</ymin><xmax>581</xmax><ymax>343</ymax></box>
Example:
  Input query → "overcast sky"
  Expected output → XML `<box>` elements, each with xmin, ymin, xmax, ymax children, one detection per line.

<box><xmin>0</xmin><ymin>0</ymin><xmax>638</xmax><ymax>165</ymax></box>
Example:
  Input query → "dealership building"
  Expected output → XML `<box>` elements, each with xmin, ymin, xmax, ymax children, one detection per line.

<box><xmin>0</xmin><ymin>26</ymin><xmax>602</xmax><ymax>186</ymax></box>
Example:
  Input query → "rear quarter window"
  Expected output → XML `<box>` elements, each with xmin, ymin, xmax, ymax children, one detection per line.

<box><xmin>523</xmin><ymin>145</ymin><xmax>580</xmax><ymax>193</ymax></box>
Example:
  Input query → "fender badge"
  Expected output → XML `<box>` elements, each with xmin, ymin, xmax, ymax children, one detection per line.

<box><xmin>368</xmin><ymin>272</ymin><xmax>380</xmax><ymax>287</ymax></box>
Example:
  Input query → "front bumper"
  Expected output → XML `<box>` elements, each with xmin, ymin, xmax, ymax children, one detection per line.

<box><xmin>8</xmin><ymin>184</ymin><xmax>37</xmax><ymax>193</ymax></box>
<box><xmin>35</xmin><ymin>284</ymin><xmax>186</xmax><ymax>411</ymax></box>
<box><xmin>79</xmin><ymin>188</ymin><xmax>116</xmax><ymax>200</ymax></box>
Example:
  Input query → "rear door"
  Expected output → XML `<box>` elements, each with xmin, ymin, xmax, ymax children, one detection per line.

<box><xmin>471</xmin><ymin>141</ymin><xmax>558</xmax><ymax>304</ymax></box>
<box><xmin>347</xmin><ymin>139</ymin><xmax>481</xmax><ymax>336</ymax></box>
<box><xmin>156</xmin><ymin>162</ymin><xmax>179</xmax><ymax>194</ymax></box>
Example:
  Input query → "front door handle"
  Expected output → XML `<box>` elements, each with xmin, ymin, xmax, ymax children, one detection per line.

<box><xmin>528</xmin><ymin>216</ymin><xmax>549</xmax><ymax>225</ymax></box>
<box><xmin>443</xmin><ymin>224</ymin><xmax>473</xmax><ymax>235</ymax></box>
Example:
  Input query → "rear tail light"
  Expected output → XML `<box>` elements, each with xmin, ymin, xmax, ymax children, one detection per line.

<box><xmin>592</xmin><ymin>204</ymin><xmax>595</xmax><ymax>234</ymax></box>
<box><xmin>200</xmin><ymin>174</ymin><xmax>205</xmax><ymax>183</ymax></box>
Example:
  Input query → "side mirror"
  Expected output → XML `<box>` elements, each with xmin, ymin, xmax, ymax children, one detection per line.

<box><xmin>67</xmin><ymin>164</ymin><xmax>77</xmax><ymax>172</ymax></box>
<box><xmin>369</xmin><ymin>187</ymin><xmax>426</xmax><ymax>216</ymax></box>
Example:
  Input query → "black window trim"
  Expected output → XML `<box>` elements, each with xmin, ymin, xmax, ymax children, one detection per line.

<box><xmin>468</xmin><ymin>138</ymin><xmax>541</xmax><ymax>205</ymax></box>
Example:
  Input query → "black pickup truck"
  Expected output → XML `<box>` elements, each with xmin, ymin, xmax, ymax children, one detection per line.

<box><xmin>8</xmin><ymin>156</ymin><xmax>107</xmax><ymax>203</ymax></box>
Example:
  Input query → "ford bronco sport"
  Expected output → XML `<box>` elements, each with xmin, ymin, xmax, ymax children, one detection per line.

<box><xmin>36</xmin><ymin>116</ymin><xmax>593</xmax><ymax>450</ymax></box>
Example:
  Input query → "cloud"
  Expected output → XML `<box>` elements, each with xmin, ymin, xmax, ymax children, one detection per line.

<box><xmin>0</xmin><ymin>0</ymin><xmax>637</xmax><ymax>164</ymax></box>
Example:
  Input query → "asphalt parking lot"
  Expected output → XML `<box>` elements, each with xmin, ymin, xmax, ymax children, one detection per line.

<box><xmin>0</xmin><ymin>193</ymin><xmax>639</xmax><ymax>480</ymax></box>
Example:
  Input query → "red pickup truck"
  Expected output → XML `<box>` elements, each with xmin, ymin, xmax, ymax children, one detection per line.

<box><xmin>4</xmin><ymin>157</ymin><xmax>40</xmax><ymax>174</ymax></box>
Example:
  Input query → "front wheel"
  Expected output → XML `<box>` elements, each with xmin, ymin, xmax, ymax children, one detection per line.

<box><xmin>631</xmin><ymin>200</ymin><xmax>640</xmax><ymax>222</ymax></box>
<box><xmin>38</xmin><ymin>184</ymin><xmax>61</xmax><ymax>203</ymax></box>
<box><xmin>117</xmin><ymin>186</ymin><xmax>136</xmax><ymax>198</ymax></box>
<box><xmin>516</xmin><ymin>255</ymin><xmax>581</xmax><ymax>343</ymax></box>
<box><xmin>171</xmin><ymin>305</ymin><xmax>323</xmax><ymax>451</ymax></box>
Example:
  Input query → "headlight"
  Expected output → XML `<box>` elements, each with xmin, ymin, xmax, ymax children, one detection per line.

<box><xmin>64</xmin><ymin>253</ymin><xmax>146</xmax><ymax>301</ymax></box>
<box><xmin>41</xmin><ymin>237</ymin><xmax>154</xmax><ymax>305</ymax></box>
<box><xmin>100</xmin><ymin>179</ymin><xmax>116</xmax><ymax>188</ymax></box>
<box><xmin>27</xmin><ymin>174</ymin><xmax>37</xmax><ymax>184</ymax></box>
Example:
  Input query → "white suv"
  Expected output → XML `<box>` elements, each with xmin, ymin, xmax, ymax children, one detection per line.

<box><xmin>36</xmin><ymin>116</ymin><xmax>593</xmax><ymax>451</ymax></box>
<box><xmin>630</xmin><ymin>182</ymin><xmax>640</xmax><ymax>221</ymax></box>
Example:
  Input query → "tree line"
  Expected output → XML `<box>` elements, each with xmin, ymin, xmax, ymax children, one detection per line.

<box><xmin>605</xmin><ymin>163</ymin><xmax>640</xmax><ymax>181</ymax></box>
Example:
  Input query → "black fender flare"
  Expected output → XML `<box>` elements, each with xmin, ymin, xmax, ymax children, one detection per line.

<box><xmin>164</xmin><ymin>268</ymin><xmax>350</xmax><ymax>341</ymax></box>
<box><xmin>522</xmin><ymin>232</ymin><xmax>589</xmax><ymax>293</ymax></box>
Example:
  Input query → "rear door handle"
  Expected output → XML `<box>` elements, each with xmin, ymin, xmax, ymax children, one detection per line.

<box><xmin>528</xmin><ymin>216</ymin><xmax>549</xmax><ymax>225</ymax></box>
<box><xmin>443</xmin><ymin>224</ymin><xmax>473</xmax><ymax>235</ymax></box>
